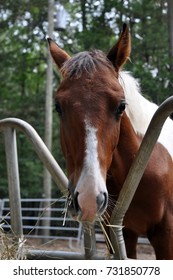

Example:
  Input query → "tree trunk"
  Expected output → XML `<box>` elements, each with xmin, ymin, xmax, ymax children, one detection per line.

<box><xmin>42</xmin><ymin>0</ymin><xmax>54</xmax><ymax>241</ymax></box>
<box><xmin>167</xmin><ymin>0</ymin><xmax>173</xmax><ymax>73</ymax></box>
<box><xmin>81</xmin><ymin>0</ymin><xmax>87</xmax><ymax>32</ymax></box>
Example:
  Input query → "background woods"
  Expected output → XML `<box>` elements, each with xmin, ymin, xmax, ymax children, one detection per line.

<box><xmin>0</xmin><ymin>0</ymin><xmax>172</xmax><ymax>198</ymax></box>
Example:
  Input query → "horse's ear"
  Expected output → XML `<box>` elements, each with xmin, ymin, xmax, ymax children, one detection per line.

<box><xmin>107</xmin><ymin>23</ymin><xmax>131</xmax><ymax>71</ymax></box>
<box><xmin>47</xmin><ymin>38</ymin><xmax>71</xmax><ymax>69</ymax></box>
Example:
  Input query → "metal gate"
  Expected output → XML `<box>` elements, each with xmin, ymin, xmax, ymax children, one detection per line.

<box><xmin>0</xmin><ymin>96</ymin><xmax>173</xmax><ymax>259</ymax></box>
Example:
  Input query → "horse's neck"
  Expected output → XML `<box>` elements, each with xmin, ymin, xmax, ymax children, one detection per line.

<box><xmin>120</xmin><ymin>72</ymin><xmax>173</xmax><ymax>161</ymax></box>
<box><xmin>119</xmin><ymin>71</ymin><xmax>158</xmax><ymax>136</ymax></box>
<box><xmin>109</xmin><ymin>113</ymin><xmax>141</xmax><ymax>189</ymax></box>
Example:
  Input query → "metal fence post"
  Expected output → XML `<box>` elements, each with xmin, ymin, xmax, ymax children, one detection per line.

<box><xmin>83</xmin><ymin>222</ymin><xmax>96</xmax><ymax>259</ymax></box>
<box><xmin>4</xmin><ymin>127</ymin><xmax>23</xmax><ymax>237</ymax></box>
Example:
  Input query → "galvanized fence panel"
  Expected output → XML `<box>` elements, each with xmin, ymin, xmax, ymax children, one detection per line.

<box><xmin>0</xmin><ymin>198</ymin><xmax>83</xmax><ymax>243</ymax></box>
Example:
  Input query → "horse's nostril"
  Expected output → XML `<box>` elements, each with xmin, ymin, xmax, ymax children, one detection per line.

<box><xmin>96</xmin><ymin>192</ymin><xmax>108</xmax><ymax>214</ymax></box>
<box><xmin>73</xmin><ymin>191</ymin><xmax>80</xmax><ymax>212</ymax></box>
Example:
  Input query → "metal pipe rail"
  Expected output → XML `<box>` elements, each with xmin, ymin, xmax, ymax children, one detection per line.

<box><xmin>110</xmin><ymin>96</ymin><xmax>173</xmax><ymax>259</ymax></box>
<box><xmin>0</xmin><ymin>118</ymin><xmax>68</xmax><ymax>238</ymax></box>
<box><xmin>26</xmin><ymin>250</ymin><xmax>104</xmax><ymax>260</ymax></box>
<box><xmin>0</xmin><ymin>118</ymin><xmax>68</xmax><ymax>194</ymax></box>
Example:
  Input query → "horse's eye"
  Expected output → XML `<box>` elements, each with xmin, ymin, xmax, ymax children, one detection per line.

<box><xmin>55</xmin><ymin>101</ymin><xmax>62</xmax><ymax>116</ymax></box>
<box><xmin>117</xmin><ymin>101</ymin><xmax>126</xmax><ymax>116</ymax></box>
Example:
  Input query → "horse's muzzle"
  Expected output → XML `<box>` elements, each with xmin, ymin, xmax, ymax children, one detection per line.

<box><xmin>69</xmin><ymin>190</ymin><xmax>108</xmax><ymax>223</ymax></box>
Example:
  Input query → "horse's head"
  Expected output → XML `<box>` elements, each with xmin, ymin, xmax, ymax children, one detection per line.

<box><xmin>48</xmin><ymin>24</ymin><xmax>131</xmax><ymax>223</ymax></box>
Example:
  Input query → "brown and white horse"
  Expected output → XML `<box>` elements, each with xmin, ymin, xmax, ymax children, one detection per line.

<box><xmin>48</xmin><ymin>24</ymin><xmax>173</xmax><ymax>259</ymax></box>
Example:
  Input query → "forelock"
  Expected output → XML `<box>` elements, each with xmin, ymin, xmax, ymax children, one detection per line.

<box><xmin>61</xmin><ymin>50</ymin><xmax>114</xmax><ymax>79</ymax></box>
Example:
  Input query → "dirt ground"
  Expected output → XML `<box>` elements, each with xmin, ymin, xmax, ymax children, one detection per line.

<box><xmin>137</xmin><ymin>244</ymin><xmax>155</xmax><ymax>260</ymax></box>
<box><xmin>25</xmin><ymin>238</ymin><xmax>155</xmax><ymax>260</ymax></box>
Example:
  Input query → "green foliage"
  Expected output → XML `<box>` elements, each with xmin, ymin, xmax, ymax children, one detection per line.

<box><xmin>63</xmin><ymin>0</ymin><xmax>171</xmax><ymax>102</ymax></box>
<box><xmin>0</xmin><ymin>0</ymin><xmax>61</xmax><ymax>198</ymax></box>
<box><xmin>0</xmin><ymin>0</ymin><xmax>172</xmax><ymax>198</ymax></box>
<box><xmin>128</xmin><ymin>0</ymin><xmax>170</xmax><ymax>103</ymax></box>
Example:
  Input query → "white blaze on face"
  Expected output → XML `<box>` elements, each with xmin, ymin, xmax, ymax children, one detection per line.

<box><xmin>76</xmin><ymin>119</ymin><xmax>107</xmax><ymax>222</ymax></box>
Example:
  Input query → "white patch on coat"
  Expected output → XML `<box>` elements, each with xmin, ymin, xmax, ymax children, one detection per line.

<box><xmin>119</xmin><ymin>71</ymin><xmax>173</xmax><ymax>160</ymax></box>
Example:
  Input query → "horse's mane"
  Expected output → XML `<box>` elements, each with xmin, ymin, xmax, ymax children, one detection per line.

<box><xmin>61</xmin><ymin>50</ymin><xmax>114</xmax><ymax>78</ymax></box>
<box><xmin>120</xmin><ymin>71</ymin><xmax>173</xmax><ymax>160</ymax></box>
<box><xmin>119</xmin><ymin>72</ymin><xmax>158</xmax><ymax>135</ymax></box>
